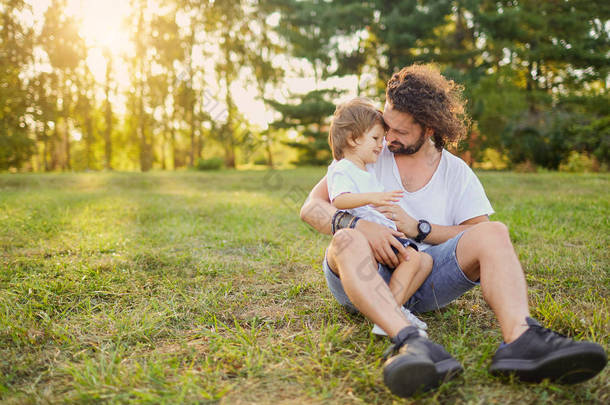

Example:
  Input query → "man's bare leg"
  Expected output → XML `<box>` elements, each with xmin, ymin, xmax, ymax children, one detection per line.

<box><xmin>327</xmin><ymin>229</ymin><xmax>410</xmax><ymax>338</ymax></box>
<box><xmin>456</xmin><ymin>221</ymin><xmax>530</xmax><ymax>343</ymax></box>
<box><xmin>457</xmin><ymin>221</ymin><xmax>607</xmax><ymax>384</ymax></box>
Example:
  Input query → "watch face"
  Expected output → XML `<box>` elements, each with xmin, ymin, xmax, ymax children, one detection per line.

<box><xmin>419</xmin><ymin>221</ymin><xmax>431</xmax><ymax>233</ymax></box>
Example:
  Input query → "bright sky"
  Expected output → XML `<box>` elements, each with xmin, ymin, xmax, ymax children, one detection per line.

<box><xmin>26</xmin><ymin>0</ymin><xmax>362</xmax><ymax>128</ymax></box>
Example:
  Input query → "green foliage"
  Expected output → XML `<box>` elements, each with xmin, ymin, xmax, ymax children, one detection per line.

<box><xmin>469</xmin><ymin>69</ymin><xmax>528</xmax><ymax>150</ymax></box>
<box><xmin>558</xmin><ymin>152</ymin><xmax>597</xmax><ymax>173</ymax></box>
<box><xmin>0</xmin><ymin>0</ymin><xmax>35</xmax><ymax>170</ymax></box>
<box><xmin>195</xmin><ymin>157</ymin><xmax>224</xmax><ymax>171</ymax></box>
<box><xmin>267</xmin><ymin>89</ymin><xmax>340</xmax><ymax>166</ymax></box>
<box><xmin>0</xmin><ymin>129</ymin><xmax>35</xmax><ymax>171</ymax></box>
<box><xmin>568</xmin><ymin>115</ymin><xmax>610</xmax><ymax>166</ymax></box>
<box><xmin>473</xmin><ymin>148</ymin><xmax>510</xmax><ymax>171</ymax></box>
<box><xmin>1</xmin><ymin>0</ymin><xmax>608</xmax><ymax>171</ymax></box>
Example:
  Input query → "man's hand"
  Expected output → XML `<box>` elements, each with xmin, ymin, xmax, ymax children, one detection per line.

<box><xmin>376</xmin><ymin>204</ymin><xmax>418</xmax><ymax>238</ymax></box>
<box><xmin>368</xmin><ymin>190</ymin><xmax>404</xmax><ymax>206</ymax></box>
<box><xmin>354</xmin><ymin>219</ymin><xmax>409</xmax><ymax>268</ymax></box>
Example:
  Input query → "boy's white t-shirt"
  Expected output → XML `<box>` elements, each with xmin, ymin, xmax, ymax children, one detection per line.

<box><xmin>366</xmin><ymin>145</ymin><xmax>494</xmax><ymax>249</ymax></box>
<box><xmin>327</xmin><ymin>158</ymin><xmax>397</xmax><ymax>230</ymax></box>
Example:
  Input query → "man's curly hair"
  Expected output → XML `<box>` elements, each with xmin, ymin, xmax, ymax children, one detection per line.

<box><xmin>386</xmin><ymin>64</ymin><xmax>470</xmax><ymax>151</ymax></box>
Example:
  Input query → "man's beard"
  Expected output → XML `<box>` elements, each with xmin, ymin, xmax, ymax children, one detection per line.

<box><xmin>387</xmin><ymin>132</ymin><xmax>426</xmax><ymax>155</ymax></box>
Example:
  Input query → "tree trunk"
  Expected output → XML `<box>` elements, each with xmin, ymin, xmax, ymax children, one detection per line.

<box><xmin>188</xmin><ymin>30</ymin><xmax>196</xmax><ymax>167</ymax></box>
<box><xmin>61</xmin><ymin>82</ymin><xmax>71</xmax><ymax>171</ymax></box>
<box><xmin>50</xmin><ymin>122</ymin><xmax>59</xmax><ymax>170</ymax></box>
<box><xmin>41</xmin><ymin>122</ymin><xmax>49</xmax><ymax>171</ymax></box>
<box><xmin>196</xmin><ymin>128</ymin><xmax>203</xmax><ymax>160</ymax></box>
<box><xmin>84</xmin><ymin>97</ymin><xmax>93</xmax><ymax>170</ymax></box>
<box><xmin>170</xmin><ymin>108</ymin><xmax>177</xmax><ymax>170</ymax></box>
<box><xmin>161</xmin><ymin>119</ymin><xmax>168</xmax><ymax>170</ymax></box>
<box><xmin>104</xmin><ymin>55</ymin><xmax>113</xmax><ymax>170</ymax></box>
<box><xmin>265</xmin><ymin>136</ymin><xmax>273</xmax><ymax>168</ymax></box>
<box><xmin>137</xmin><ymin>4</ymin><xmax>151</xmax><ymax>172</ymax></box>
<box><xmin>63</xmin><ymin>117</ymin><xmax>71</xmax><ymax>171</ymax></box>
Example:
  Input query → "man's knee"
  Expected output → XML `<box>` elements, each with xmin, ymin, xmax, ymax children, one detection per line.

<box><xmin>328</xmin><ymin>228</ymin><xmax>367</xmax><ymax>257</ymax></box>
<box><xmin>328</xmin><ymin>229</ymin><xmax>376</xmax><ymax>279</ymax></box>
<box><xmin>468</xmin><ymin>221</ymin><xmax>512</xmax><ymax>250</ymax></box>
<box><xmin>458</xmin><ymin>221</ymin><xmax>513</xmax><ymax>281</ymax></box>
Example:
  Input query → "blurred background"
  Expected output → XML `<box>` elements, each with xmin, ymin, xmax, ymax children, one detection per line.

<box><xmin>1</xmin><ymin>0</ymin><xmax>608</xmax><ymax>173</ymax></box>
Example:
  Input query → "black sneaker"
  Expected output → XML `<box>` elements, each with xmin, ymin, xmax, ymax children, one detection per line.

<box><xmin>382</xmin><ymin>326</ymin><xmax>463</xmax><ymax>397</ymax></box>
<box><xmin>489</xmin><ymin>317</ymin><xmax>607</xmax><ymax>384</ymax></box>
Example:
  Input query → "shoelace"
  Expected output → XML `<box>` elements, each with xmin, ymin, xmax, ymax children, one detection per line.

<box><xmin>382</xmin><ymin>341</ymin><xmax>404</xmax><ymax>361</ymax></box>
<box><xmin>529</xmin><ymin>323</ymin><xmax>568</xmax><ymax>344</ymax></box>
<box><xmin>382</xmin><ymin>326</ymin><xmax>420</xmax><ymax>360</ymax></box>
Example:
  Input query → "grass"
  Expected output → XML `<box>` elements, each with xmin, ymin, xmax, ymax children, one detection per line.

<box><xmin>0</xmin><ymin>169</ymin><xmax>608</xmax><ymax>404</ymax></box>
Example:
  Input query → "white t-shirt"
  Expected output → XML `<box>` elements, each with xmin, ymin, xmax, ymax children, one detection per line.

<box><xmin>327</xmin><ymin>158</ymin><xmax>397</xmax><ymax>230</ymax></box>
<box><xmin>366</xmin><ymin>145</ymin><xmax>494</xmax><ymax>249</ymax></box>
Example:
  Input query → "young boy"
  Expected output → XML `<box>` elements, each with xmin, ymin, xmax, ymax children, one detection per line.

<box><xmin>326</xmin><ymin>97</ymin><xmax>432</xmax><ymax>336</ymax></box>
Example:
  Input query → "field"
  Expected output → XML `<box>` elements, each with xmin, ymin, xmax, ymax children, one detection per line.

<box><xmin>0</xmin><ymin>169</ymin><xmax>608</xmax><ymax>404</ymax></box>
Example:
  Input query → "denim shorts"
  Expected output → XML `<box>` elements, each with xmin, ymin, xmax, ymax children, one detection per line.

<box><xmin>323</xmin><ymin>232</ymin><xmax>479</xmax><ymax>314</ymax></box>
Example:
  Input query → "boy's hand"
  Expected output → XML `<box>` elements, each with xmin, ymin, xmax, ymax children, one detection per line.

<box><xmin>369</xmin><ymin>190</ymin><xmax>403</xmax><ymax>206</ymax></box>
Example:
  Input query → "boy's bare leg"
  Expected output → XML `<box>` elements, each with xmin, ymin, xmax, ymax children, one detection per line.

<box><xmin>389</xmin><ymin>250</ymin><xmax>433</xmax><ymax>306</ymax></box>
<box><xmin>327</xmin><ymin>229</ymin><xmax>411</xmax><ymax>338</ymax></box>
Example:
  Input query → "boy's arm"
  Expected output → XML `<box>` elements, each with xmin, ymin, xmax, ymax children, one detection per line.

<box><xmin>299</xmin><ymin>176</ymin><xmax>409</xmax><ymax>267</ymax></box>
<box><xmin>333</xmin><ymin>192</ymin><xmax>376</xmax><ymax>209</ymax></box>
<box><xmin>333</xmin><ymin>190</ymin><xmax>403</xmax><ymax>209</ymax></box>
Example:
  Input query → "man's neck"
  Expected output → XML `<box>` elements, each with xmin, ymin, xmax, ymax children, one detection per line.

<box><xmin>393</xmin><ymin>141</ymin><xmax>442</xmax><ymax>192</ymax></box>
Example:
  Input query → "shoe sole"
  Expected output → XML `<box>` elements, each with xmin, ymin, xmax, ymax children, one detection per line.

<box><xmin>490</xmin><ymin>345</ymin><xmax>607</xmax><ymax>384</ymax></box>
<box><xmin>372</xmin><ymin>324</ymin><xmax>428</xmax><ymax>338</ymax></box>
<box><xmin>384</xmin><ymin>356</ymin><xmax>463</xmax><ymax>397</ymax></box>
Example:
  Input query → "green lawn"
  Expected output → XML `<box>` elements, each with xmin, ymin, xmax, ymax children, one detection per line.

<box><xmin>0</xmin><ymin>169</ymin><xmax>608</xmax><ymax>404</ymax></box>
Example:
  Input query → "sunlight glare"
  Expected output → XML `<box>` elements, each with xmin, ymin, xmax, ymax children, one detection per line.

<box><xmin>68</xmin><ymin>0</ymin><xmax>131</xmax><ymax>51</ymax></box>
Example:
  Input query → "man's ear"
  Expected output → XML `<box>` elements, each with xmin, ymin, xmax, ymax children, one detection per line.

<box><xmin>424</xmin><ymin>127</ymin><xmax>434</xmax><ymax>138</ymax></box>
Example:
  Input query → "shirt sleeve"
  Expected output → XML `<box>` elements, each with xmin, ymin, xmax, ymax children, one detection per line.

<box><xmin>327</xmin><ymin>164</ymin><xmax>359</xmax><ymax>201</ymax></box>
<box><xmin>452</xmin><ymin>171</ymin><xmax>495</xmax><ymax>225</ymax></box>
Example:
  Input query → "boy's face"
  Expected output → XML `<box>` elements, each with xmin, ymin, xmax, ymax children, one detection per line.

<box><xmin>352</xmin><ymin>123</ymin><xmax>385</xmax><ymax>164</ymax></box>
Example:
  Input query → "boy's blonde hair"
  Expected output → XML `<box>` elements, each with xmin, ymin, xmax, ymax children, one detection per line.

<box><xmin>329</xmin><ymin>97</ymin><xmax>386</xmax><ymax>160</ymax></box>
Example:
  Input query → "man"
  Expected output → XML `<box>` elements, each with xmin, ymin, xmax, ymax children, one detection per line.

<box><xmin>299</xmin><ymin>64</ymin><xmax>607</xmax><ymax>398</ymax></box>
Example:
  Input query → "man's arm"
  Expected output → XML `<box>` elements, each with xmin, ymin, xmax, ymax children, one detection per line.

<box><xmin>299</xmin><ymin>176</ymin><xmax>334</xmax><ymax>235</ymax></box>
<box><xmin>382</xmin><ymin>208</ymin><xmax>489</xmax><ymax>244</ymax></box>
<box><xmin>299</xmin><ymin>176</ymin><xmax>409</xmax><ymax>267</ymax></box>
<box><xmin>424</xmin><ymin>215</ymin><xmax>489</xmax><ymax>245</ymax></box>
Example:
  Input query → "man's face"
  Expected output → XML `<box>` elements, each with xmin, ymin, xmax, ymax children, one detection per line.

<box><xmin>383</xmin><ymin>102</ymin><xmax>428</xmax><ymax>155</ymax></box>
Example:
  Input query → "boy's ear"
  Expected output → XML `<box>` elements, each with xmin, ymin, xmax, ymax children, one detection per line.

<box><xmin>346</xmin><ymin>136</ymin><xmax>359</xmax><ymax>147</ymax></box>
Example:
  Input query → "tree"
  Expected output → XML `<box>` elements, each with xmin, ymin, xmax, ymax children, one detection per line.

<box><xmin>39</xmin><ymin>0</ymin><xmax>86</xmax><ymax>170</ymax></box>
<box><xmin>475</xmin><ymin>0</ymin><xmax>610</xmax><ymax>167</ymax></box>
<box><xmin>74</xmin><ymin>63</ymin><xmax>97</xmax><ymax>170</ymax></box>
<box><xmin>29</xmin><ymin>71</ymin><xmax>57</xmax><ymax>171</ymax></box>
<box><xmin>267</xmin><ymin>89</ymin><xmax>339</xmax><ymax>165</ymax></box>
<box><xmin>204</xmin><ymin>0</ymin><xmax>257</xmax><ymax>168</ymax></box>
<box><xmin>245</xmin><ymin>1</ymin><xmax>284</xmax><ymax>167</ymax></box>
<box><xmin>268</xmin><ymin>0</ymin><xmax>372</xmax><ymax>164</ymax></box>
<box><xmin>102</xmin><ymin>48</ymin><xmax>114</xmax><ymax>170</ymax></box>
<box><xmin>0</xmin><ymin>0</ymin><xmax>35</xmax><ymax>170</ymax></box>
<box><xmin>125</xmin><ymin>0</ymin><xmax>154</xmax><ymax>171</ymax></box>
<box><xmin>150</xmin><ymin>6</ymin><xmax>183</xmax><ymax>169</ymax></box>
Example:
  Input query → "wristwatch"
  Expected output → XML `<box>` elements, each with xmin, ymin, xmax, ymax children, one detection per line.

<box><xmin>414</xmin><ymin>219</ymin><xmax>431</xmax><ymax>243</ymax></box>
